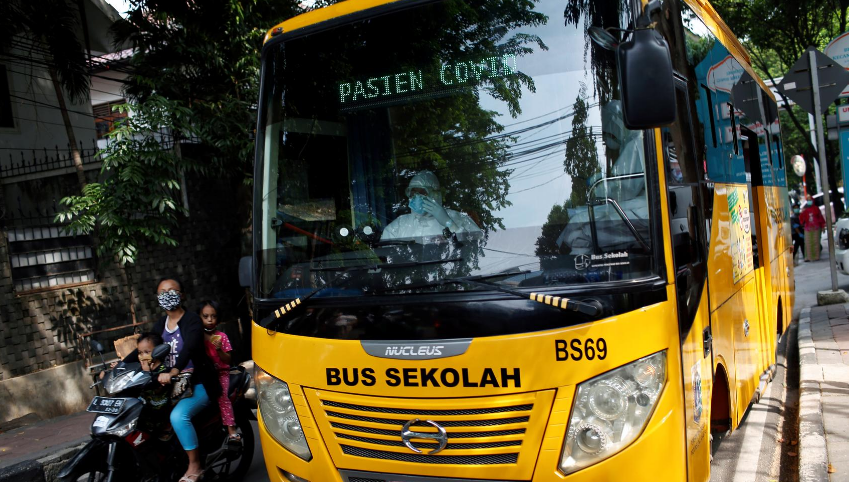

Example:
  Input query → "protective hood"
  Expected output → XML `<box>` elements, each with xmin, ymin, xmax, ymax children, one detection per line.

<box><xmin>405</xmin><ymin>170</ymin><xmax>443</xmax><ymax>206</ymax></box>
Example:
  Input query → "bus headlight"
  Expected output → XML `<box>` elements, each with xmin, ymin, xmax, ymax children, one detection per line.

<box><xmin>255</xmin><ymin>366</ymin><xmax>312</xmax><ymax>461</ymax></box>
<box><xmin>560</xmin><ymin>351</ymin><xmax>667</xmax><ymax>474</ymax></box>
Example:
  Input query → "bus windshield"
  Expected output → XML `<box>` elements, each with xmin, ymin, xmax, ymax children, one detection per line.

<box><xmin>255</xmin><ymin>0</ymin><xmax>657</xmax><ymax>300</ymax></box>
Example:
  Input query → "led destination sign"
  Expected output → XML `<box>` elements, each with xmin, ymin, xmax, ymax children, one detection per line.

<box><xmin>338</xmin><ymin>53</ymin><xmax>519</xmax><ymax>108</ymax></box>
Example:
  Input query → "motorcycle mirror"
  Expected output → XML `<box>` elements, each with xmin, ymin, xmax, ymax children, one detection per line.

<box><xmin>90</xmin><ymin>339</ymin><xmax>105</xmax><ymax>354</ymax></box>
<box><xmin>152</xmin><ymin>343</ymin><xmax>170</xmax><ymax>361</ymax></box>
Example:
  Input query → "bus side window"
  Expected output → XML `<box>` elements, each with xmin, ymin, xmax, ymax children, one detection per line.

<box><xmin>663</xmin><ymin>81</ymin><xmax>708</xmax><ymax>335</ymax></box>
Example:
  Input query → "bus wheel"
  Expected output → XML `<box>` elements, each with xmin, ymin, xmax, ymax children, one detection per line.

<box><xmin>776</xmin><ymin>298</ymin><xmax>784</xmax><ymax>343</ymax></box>
<box><xmin>709</xmin><ymin>365</ymin><xmax>731</xmax><ymax>457</ymax></box>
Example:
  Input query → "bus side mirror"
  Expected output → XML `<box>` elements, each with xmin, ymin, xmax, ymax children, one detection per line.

<box><xmin>239</xmin><ymin>256</ymin><xmax>252</xmax><ymax>288</ymax></box>
<box><xmin>617</xmin><ymin>2</ymin><xmax>676</xmax><ymax>128</ymax></box>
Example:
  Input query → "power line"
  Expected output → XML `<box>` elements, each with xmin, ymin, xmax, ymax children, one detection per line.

<box><xmin>9</xmin><ymin>94</ymin><xmax>102</xmax><ymax>119</ymax></box>
<box><xmin>0</xmin><ymin>52</ymin><xmax>133</xmax><ymax>83</ymax></box>
<box><xmin>3</xmin><ymin>65</ymin><xmax>127</xmax><ymax>99</ymax></box>
<box><xmin>9</xmin><ymin>37</ymin><xmax>136</xmax><ymax>75</ymax></box>
<box><xmin>507</xmin><ymin>175</ymin><xmax>564</xmax><ymax>195</ymax></box>
<box><xmin>4</xmin><ymin>114</ymin><xmax>94</xmax><ymax>130</ymax></box>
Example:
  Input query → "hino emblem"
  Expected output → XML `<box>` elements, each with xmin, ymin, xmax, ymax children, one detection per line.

<box><xmin>401</xmin><ymin>419</ymin><xmax>448</xmax><ymax>455</ymax></box>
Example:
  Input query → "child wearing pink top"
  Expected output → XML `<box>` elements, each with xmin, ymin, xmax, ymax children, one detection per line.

<box><xmin>199</xmin><ymin>300</ymin><xmax>240</xmax><ymax>442</ymax></box>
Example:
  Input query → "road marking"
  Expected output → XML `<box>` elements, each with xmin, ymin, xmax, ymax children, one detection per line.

<box><xmin>732</xmin><ymin>399</ymin><xmax>771</xmax><ymax>482</ymax></box>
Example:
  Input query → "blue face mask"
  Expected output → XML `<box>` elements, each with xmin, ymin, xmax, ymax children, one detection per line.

<box><xmin>806</xmin><ymin>201</ymin><xmax>813</xmax><ymax>207</ymax></box>
<box><xmin>409</xmin><ymin>195</ymin><xmax>426</xmax><ymax>215</ymax></box>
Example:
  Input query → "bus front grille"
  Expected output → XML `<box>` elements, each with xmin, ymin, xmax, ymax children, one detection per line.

<box><xmin>341</xmin><ymin>445</ymin><xmax>520</xmax><ymax>464</ymax></box>
<box><xmin>307</xmin><ymin>390</ymin><xmax>552</xmax><ymax>468</ymax></box>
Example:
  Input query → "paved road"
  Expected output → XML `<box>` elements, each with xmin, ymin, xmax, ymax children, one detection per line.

<box><xmin>709</xmin><ymin>320</ymin><xmax>797</xmax><ymax>482</ymax></box>
<box><xmin>710</xmin><ymin>238</ymin><xmax>849</xmax><ymax>482</ymax></box>
<box><xmin>245</xmin><ymin>419</ymin><xmax>270</xmax><ymax>481</ymax></box>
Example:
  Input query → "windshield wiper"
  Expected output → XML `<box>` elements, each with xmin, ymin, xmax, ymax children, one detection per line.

<box><xmin>310</xmin><ymin>257</ymin><xmax>462</xmax><ymax>272</ymax></box>
<box><xmin>381</xmin><ymin>272</ymin><xmax>602</xmax><ymax>317</ymax></box>
<box><xmin>372</xmin><ymin>239</ymin><xmax>417</xmax><ymax>247</ymax></box>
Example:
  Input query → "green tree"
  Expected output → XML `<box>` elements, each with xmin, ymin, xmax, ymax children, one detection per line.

<box><xmin>563</xmin><ymin>0</ymin><xmax>625</xmax><ymax>103</ymax></box>
<box><xmin>535</xmin><ymin>84</ymin><xmax>601</xmax><ymax>267</ymax></box>
<box><xmin>58</xmin><ymin>96</ymin><xmax>199</xmax><ymax>265</ymax></box>
<box><xmin>535</xmin><ymin>200</ymin><xmax>572</xmax><ymax>266</ymax></box>
<box><xmin>58</xmin><ymin>0</ymin><xmax>302</xmax><ymax>263</ymax></box>
<box><xmin>562</xmin><ymin>84</ymin><xmax>599</xmax><ymax>207</ymax></box>
<box><xmin>710</xmin><ymin>0</ymin><xmax>848</xmax><ymax>198</ymax></box>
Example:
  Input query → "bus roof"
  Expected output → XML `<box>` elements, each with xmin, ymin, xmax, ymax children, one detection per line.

<box><xmin>263</xmin><ymin>0</ymin><xmax>774</xmax><ymax>99</ymax></box>
<box><xmin>683</xmin><ymin>0</ymin><xmax>774</xmax><ymax>98</ymax></box>
<box><xmin>263</xmin><ymin>0</ymin><xmax>403</xmax><ymax>45</ymax></box>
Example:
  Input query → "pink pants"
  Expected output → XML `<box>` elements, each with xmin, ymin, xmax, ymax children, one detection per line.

<box><xmin>217</xmin><ymin>371</ymin><xmax>235</xmax><ymax>426</ymax></box>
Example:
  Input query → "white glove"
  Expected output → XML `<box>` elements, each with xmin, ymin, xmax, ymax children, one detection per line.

<box><xmin>423</xmin><ymin>198</ymin><xmax>452</xmax><ymax>228</ymax></box>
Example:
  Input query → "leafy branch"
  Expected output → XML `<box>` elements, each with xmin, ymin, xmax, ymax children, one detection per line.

<box><xmin>56</xmin><ymin>95</ymin><xmax>200</xmax><ymax>265</ymax></box>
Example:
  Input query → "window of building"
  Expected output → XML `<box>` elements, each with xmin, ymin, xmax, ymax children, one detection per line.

<box><xmin>93</xmin><ymin>100</ymin><xmax>128</xmax><ymax>139</ymax></box>
<box><xmin>7</xmin><ymin>224</ymin><xmax>97</xmax><ymax>292</ymax></box>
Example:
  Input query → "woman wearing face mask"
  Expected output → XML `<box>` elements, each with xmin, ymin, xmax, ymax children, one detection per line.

<box><xmin>380</xmin><ymin>170</ymin><xmax>481</xmax><ymax>242</ymax></box>
<box><xmin>799</xmin><ymin>196</ymin><xmax>826</xmax><ymax>262</ymax></box>
<box><xmin>123</xmin><ymin>277</ymin><xmax>220</xmax><ymax>482</ymax></box>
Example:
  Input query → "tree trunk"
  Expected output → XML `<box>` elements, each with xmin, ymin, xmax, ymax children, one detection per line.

<box><xmin>48</xmin><ymin>66</ymin><xmax>143</xmax><ymax>326</ymax></box>
<box><xmin>48</xmin><ymin>66</ymin><xmax>87</xmax><ymax>190</ymax></box>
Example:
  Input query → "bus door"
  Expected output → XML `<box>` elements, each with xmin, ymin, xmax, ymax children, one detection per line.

<box><xmin>662</xmin><ymin>78</ymin><xmax>713</xmax><ymax>474</ymax></box>
<box><xmin>740</xmin><ymin>126</ymin><xmax>774</xmax><ymax>372</ymax></box>
<box><xmin>726</xmin><ymin>94</ymin><xmax>762</xmax><ymax>418</ymax></box>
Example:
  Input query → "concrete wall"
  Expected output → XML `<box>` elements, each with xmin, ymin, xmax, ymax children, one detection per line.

<box><xmin>0</xmin><ymin>167</ymin><xmax>247</xmax><ymax>422</ymax></box>
<box><xmin>0</xmin><ymin>45</ymin><xmax>99</xmax><ymax>154</ymax></box>
<box><xmin>0</xmin><ymin>358</ymin><xmax>95</xmax><ymax>422</ymax></box>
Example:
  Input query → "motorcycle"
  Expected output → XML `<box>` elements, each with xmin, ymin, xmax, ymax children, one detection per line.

<box><xmin>58</xmin><ymin>340</ymin><xmax>255</xmax><ymax>482</ymax></box>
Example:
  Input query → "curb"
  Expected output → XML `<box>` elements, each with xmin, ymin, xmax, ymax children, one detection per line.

<box><xmin>0</xmin><ymin>459</ymin><xmax>44</xmax><ymax>482</ymax></box>
<box><xmin>0</xmin><ymin>442</ymin><xmax>86</xmax><ymax>482</ymax></box>
<box><xmin>797</xmin><ymin>307</ymin><xmax>830</xmax><ymax>482</ymax></box>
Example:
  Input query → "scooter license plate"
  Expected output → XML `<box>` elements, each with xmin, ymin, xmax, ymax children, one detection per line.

<box><xmin>87</xmin><ymin>397</ymin><xmax>125</xmax><ymax>414</ymax></box>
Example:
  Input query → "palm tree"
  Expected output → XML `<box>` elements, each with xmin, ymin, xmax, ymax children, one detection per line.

<box><xmin>0</xmin><ymin>0</ymin><xmax>91</xmax><ymax>189</ymax></box>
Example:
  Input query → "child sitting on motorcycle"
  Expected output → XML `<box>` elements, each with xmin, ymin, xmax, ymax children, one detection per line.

<box><xmin>136</xmin><ymin>332</ymin><xmax>172</xmax><ymax>437</ymax></box>
<box><xmin>198</xmin><ymin>300</ymin><xmax>241</xmax><ymax>444</ymax></box>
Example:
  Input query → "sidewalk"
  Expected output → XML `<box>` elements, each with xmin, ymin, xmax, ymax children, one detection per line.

<box><xmin>798</xmin><ymin>303</ymin><xmax>849</xmax><ymax>482</ymax></box>
<box><xmin>0</xmin><ymin>411</ymin><xmax>91</xmax><ymax>482</ymax></box>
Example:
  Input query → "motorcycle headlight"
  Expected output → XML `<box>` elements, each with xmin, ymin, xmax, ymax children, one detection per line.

<box><xmin>560</xmin><ymin>351</ymin><xmax>667</xmax><ymax>474</ymax></box>
<box><xmin>105</xmin><ymin>370</ymin><xmax>136</xmax><ymax>394</ymax></box>
<box><xmin>255</xmin><ymin>366</ymin><xmax>312</xmax><ymax>461</ymax></box>
<box><xmin>106</xmin><ymin>418</ymin><xmax>137</xmax><ymax>437</ymax></box>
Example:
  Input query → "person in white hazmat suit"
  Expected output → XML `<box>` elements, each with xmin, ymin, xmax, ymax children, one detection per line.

<box><xmin>556</xmin><ymin>100</ymin><xmax>650</xmax><ymax>255</ymax></box>
<box><xmin>381</xmin><ymin>171</ymin><xmax>481</xmax><ymax>242</ymax></box>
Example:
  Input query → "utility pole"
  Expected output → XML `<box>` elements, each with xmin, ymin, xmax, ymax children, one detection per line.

<box><xmin>807</xmin><ymin>114</ymin><xmax>823</xmax><ymax>192</ymax></box>
<box><xmin>807</xmin><ymin>50</ymin><xmax>838</xmax><ymax>291</ymax></box>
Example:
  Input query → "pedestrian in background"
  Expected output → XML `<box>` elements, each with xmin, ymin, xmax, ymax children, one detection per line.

<box><xmin>791</xmin><ymin>207</ymin><xmax>805</xmax><ymax>264</ymax></box>
<box><xmin>799</xmin><ymin>196</ymin><xmax>825</xmax><ymax>262</ymax></box>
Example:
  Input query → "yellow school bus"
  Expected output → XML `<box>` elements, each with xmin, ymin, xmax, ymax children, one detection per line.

<box><xmin>249</xmin><ymin>0</ymin><xmax>795</xmax><ymax>480</ymax></box>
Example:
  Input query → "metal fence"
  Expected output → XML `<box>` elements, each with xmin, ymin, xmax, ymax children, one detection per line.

<box><xmin>0</xmin><ymin>140</ymin><xmax>103</xmax><ymax>179</ymax></box>
<box><xmin>0</xmin><ymin>131</ymin><xmax>199</xmax><ymax>180</ymax></box>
